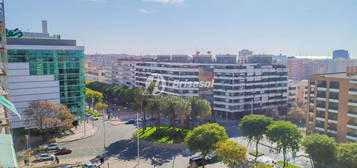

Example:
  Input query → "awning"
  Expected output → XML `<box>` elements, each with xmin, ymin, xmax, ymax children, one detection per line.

<box><xmin>0</xmin><ymin>95</ymin><xmax>21</xmax><ymax>119</ymax></box>
<box><xmin>0</xmin><ymin>134</ymin><xmax>18</xmax><ymax>168</ymax></box>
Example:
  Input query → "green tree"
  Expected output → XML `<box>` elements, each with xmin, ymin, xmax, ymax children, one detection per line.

<box><xmin>302</xmin><ymin>134</ymin><xmax>337</xmax><ymax>167</ymax></box>
<box><xmin>185</xmin><ymin>123</ymin><xmax>228</xmax><ymax>167</ymax></box>
<box><xmin>174</xmin><ymin>97</ymin><xmax>191</xmax><ymax>128</ymax></box>
<box><xmin>216</xmin><ymin>139</ymin><xmax>247</xmax><ymax>168</ymax></box>
<box><xmin>336</xmin><ymin>142</ymin><xmax>357</xmax><ymax>168</ymax></box>
<box><xmin>145</xmin><ymin>95</ymin><xmax>168</xmax><ymax>131</ymax></box>
<box><xmin>266</xmin><ymin>121</ymin><xmax>302</xmax><ymax>167</ymax></box>
<box><xmin>239</xmin><ymin>114</ymin><xmax>274</xmax><ymax>161</ymax></box>
<box><xmin>189</xmin><ymin>96</ymin><xmax>212</xmax><ymax>127</ymax></box>
<box><xmin>162</xmin><ymin>95</ymin><xmax>181</xmax><ymax>127</ymax></box>
<box><xmin>85</xmin><ymin>88</ymin><xmax>104</xmax><ymax>109</ymax></box>
<box><xmin>95</xmin><ymin>102</ymin><xmax>108</xmax><ymax>112</ymax></box>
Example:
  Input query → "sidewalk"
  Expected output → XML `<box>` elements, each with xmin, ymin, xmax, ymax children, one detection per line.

<box><xmin>57</xmin><ymin>121</ymin><xmax>98</xmax><ymax>143</ymax></box>
<box><xmin>107</xmin><ymin>111</ymin><xmax>137</xmax><ymax>126</ymax></box>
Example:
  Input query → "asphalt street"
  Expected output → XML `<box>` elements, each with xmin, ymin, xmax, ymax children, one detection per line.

<box><xmin>58</xmin><ymin>119</ymin><xmax>225</xmax><ymax>168</ymax></box>
<box><xmin>57</xmin><ymin>117</ymin><xmax>311</xmax><ymax>168</ymax></box>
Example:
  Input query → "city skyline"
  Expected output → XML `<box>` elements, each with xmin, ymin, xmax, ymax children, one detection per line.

<box><xmin>5</xmin><ymin>0</ymin><xmax>357</xmax><ymax>57</ymax></box>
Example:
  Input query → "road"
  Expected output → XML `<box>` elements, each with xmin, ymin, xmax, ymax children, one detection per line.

<box><xmin>56</xmin><ymin>115</ymin><xmax>311</xmax><ymax>168</ymax></box>
<box><xmin>58</xmin><ymin>118</ymin><xmax>225</xmax><ymax>168</ymax></box>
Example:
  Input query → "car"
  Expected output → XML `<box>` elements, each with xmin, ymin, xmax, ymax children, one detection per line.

<box><xmin>89</xmin><ymin>116</ymin><xmax>100</xmax><ymax>120</ymax></box>
<box><xmin>147</xmin><ymin>117</ymin><xmax>156</xmax><ymax>122</ymax></box>
<box><xmin>125</xmin><ymin>119</ymin><xmax>135</xmax><ymax>124</ymax></box>
<box><xmin>84</xmin><ymin>163</ymin><xmax>96</xmax><ymax>168</ymax></box>
<box><xmin>55</xmin><ymin>148</ymin><xmax>72</xmax><ymax>155</ymax></box>
<box><xmin>46</xmin><ymin>143</ymin><xmax>60</xmax><ymax>150</ymax></box>
<box><xmin>36</xmin><ymin>153</ymin><xmax>55</xmax><ymax>161</ymax></box>
<box><xmin>189</xmin><ymin>154</ymin><xmax>218</xmax><ymax>167</ymax></box>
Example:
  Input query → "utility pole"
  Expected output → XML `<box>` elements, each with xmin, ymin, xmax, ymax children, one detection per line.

<box><xmin>136</xmin><ymin>97</ymin><xmax>142</xmax><ymax>166</ymax></box>
<box><xmin>103</xmin><ymin>108</ymin><xmax>106</xmax><ymax>149</ymax></box>
<box><xmin>26</xmin><ymin>128</ymin><xmax>30</xmax><ymax>166</ymax></box>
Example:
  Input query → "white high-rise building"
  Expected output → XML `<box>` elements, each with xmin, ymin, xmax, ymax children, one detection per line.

<box><xmin>134</xmin><ymin>55</ymin><xmax>288</xmax><ymax>119</ymax></box>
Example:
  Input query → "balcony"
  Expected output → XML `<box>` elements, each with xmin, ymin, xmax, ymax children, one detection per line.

<box><xmin>315</xmin><ymin>126</ymin><xmax>325</xmax><ymax>132</ymax></box>
<box><xmin>348</xmin><ymin>101</ymin><xmax>357</xmax><ymax>107</ymax></box>
<box><xmin>329</xmin><ymin>99</ymin><xmax>339</xmax><ymax>103</ymax></box>
<box><xmin>317</xmin><ymin>97</ymin><xmax>326</xmax><ymax>101</ymax></box>
<box><xmin>329</xmin><ymin>88</ymin><xmax>340</xmax><ymax>93</ymax></box>
<box><xmin>316</xmin><ymin>117</ymin><xmax>325</xmax><ymax>121</ymax></box>
<box><xmin>316</xmin><ymin>107</ymin><xmax>325</xmax><ymax>111</ymax></box>
<box><xmin>346</xmin><ymin>136</ymin><xmax>357</xmax><ymax>141</ymax></box>
<box><xmin>327</xmin><ymin>129</ymin><xmax>337</xmax><ymax>134</ymax></box>
<box><xmin>347</xmin><ymin>111</ymin><xmax>357</xmax><ymax>118</ymax></box>
<box><xmin>328</xmin><ymin>109</ymin><xmax>338</xmax><ymax>113</ymax></box>
<box><xmin>347</xmin><ymin>122</ymin><xmax>357</xmax><ymax>129</ymax></box>
<box><xmin>347</xmin><ymin>132</ymin><xmax>357</xmax><ymax>138</ymax></box>
<box><xmin>328</xmin><ymin>119</ymin><xmax>338</xmax><ymax>124</ymax></box>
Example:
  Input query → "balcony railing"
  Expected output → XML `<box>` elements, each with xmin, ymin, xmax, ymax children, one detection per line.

<box><xmin>348</xmin><ymin>111</ymin><xmax>357</xmax><ymax>115</ymax></box>
<box><xmin>347</xmin><ymin>121</ymin><xmax>357</xmax><ymax>127</ymax></box>
<box><xmin>347</xmin><ymin>132</ymin><xmax>357</xmax><ymax>137</ymax></box>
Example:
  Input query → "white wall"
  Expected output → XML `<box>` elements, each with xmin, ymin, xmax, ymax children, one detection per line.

<box><xmin>7</xmin><ymin>63</ymin><xmax>60</xmax><ymax>128</ymax></box>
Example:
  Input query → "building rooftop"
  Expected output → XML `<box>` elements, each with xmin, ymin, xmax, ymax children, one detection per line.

<box><xmin>7</xmin><ymin>38</ymin><xmax>77</xmax><ymax>46</ymax></box>
<box><xmin>6</xmin><ymin>20</ymin><xmax>77</xmax><ymax>46</ymax></box>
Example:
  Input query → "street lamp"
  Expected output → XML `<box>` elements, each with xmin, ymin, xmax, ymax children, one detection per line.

<box><xmin>103</xmin><ymin>108</ymin><xmax>106</xmax><ymax>149</ymax></box>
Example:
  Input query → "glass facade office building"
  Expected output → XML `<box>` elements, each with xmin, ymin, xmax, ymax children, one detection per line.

<box><xmin>7</xmin><ymin>38</ymin><xmax>85</xmax><ymax>119</ymax></box>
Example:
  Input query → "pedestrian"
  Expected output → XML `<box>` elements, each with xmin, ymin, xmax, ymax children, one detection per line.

<box><xmin>100</xmin><ymin>156</ymin><xmax>104</xmax><ymax>165</ymax></box>
<box><xmin>24</xmin><ymin>159</ymin><xmax>29</xmax><ymax>166</ymax></box>
<box><xmin>55</xmin><ymin>156</ymin><xmax>59</xmax><ymax>164</ymax></box>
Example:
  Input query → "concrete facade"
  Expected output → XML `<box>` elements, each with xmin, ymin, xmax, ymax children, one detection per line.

<box><xmin>7</xmin><ymin>63</ymin><xmax>60</xmax><ymax>128</ymax></box>
<box><xmin>307</xmin><ymin>68</ymin><xmax>357</xmax><ymax>142</ymax></box>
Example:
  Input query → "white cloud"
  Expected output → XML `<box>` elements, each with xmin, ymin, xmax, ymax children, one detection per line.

<box><xmin>139</xmin><ymin>9</ymin><xmax>155</xmax><ymax>14</ymax></box>
<box><xmin>143</xmin><ymin>0</ymin><xmax>184</xmax><ymax>4</ymax></box>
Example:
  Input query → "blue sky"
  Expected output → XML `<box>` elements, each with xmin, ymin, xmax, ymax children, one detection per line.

<box><xmin>5</xmin><ymin>0</ymin><xmax>357</xmax><ymax>57</ymax></box>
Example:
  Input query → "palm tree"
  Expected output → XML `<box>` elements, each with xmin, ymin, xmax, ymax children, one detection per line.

<box><xmin>188</xmin><ymin>96</ymin><xmax>212</xmax><ymax>127</ymax></box>
<box><xmin>174</xmin><ymin>97</ymin><xmax>191</xmax><ymax>128</ymax></box>
<box><xmin>145</xmin><ymin>95</ymin><xmax>168</xmax><ymax>131</ymax></box>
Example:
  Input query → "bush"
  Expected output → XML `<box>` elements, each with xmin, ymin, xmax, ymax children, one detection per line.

<box><xmin>248</xmin><ymin>162</ymin><xmax>273</xmax><ymax>168</ymax></box>
<box><xmin>136</xmin><ymin>126</ymin><xmax>191</xmax><ymax>144</ymax></box>
<box><xmin>278</xmin><ymin>161</ymin><xmax>300</xmax><ymax>168</ymax></box>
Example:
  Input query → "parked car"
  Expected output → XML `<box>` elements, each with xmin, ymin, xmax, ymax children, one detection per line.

<box><xmin>36</xmin><ymin>153</ymin><xmax>55</xmax><ymax>161</ymax></box>
<box><xmin>147</xmin><ymin>117</ymin><xmax>156</xmax><ymax>122</ymax></box>
<box><xmin>125</xmin><ymin>119</ymin><xmax>135</xmax><ymax>124</ymax></box>
<box><xmin>55</xmin><ymin>147</ymin><xmax>72</xmax><ymax>155</ymax></box>
<box><xmin>84</xmin><ymin>163</ymin><xmax>96</xmax><ymax>168</ymax></box>
<box><xmin>89</xmin><ymin>116</ymin><xmax>100</xmax><ymax>120</ymax></box>
<box><xmin>46</xmin><ymin>143</ymin><xmax>60</xmax><ymax>150</ymax></box>
<box><xmin>189</xmin><ymin>154</ymin><xmax>218</xmax><ymax>167</ymax></box>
